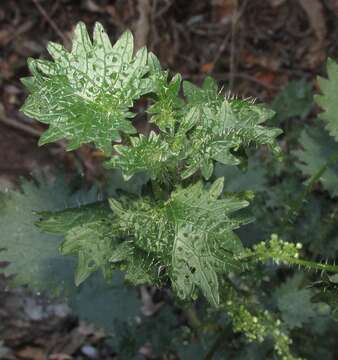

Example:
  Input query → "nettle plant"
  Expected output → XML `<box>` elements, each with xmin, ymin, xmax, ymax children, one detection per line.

<box><xmin>3</xmin><ymin>22</ymin><xmax>338</xmax><ymax>359</ymax></box>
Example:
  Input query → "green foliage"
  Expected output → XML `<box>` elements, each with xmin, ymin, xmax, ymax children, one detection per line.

<box><xmin>181</xmin><ymin>82</ymin><xmax>282</xmax><ymax>179</ymax></box>
<box><xmin>42</xmin><ymin>203</ymin><xmax>115</xmax><ymax>286</ymax></box>
<box><xmin>0</xmin><ymin>175</ymin><xmax>144</xmax><ymax>357</ymax></box>
<box><xmin>315</xmin><ymin>58</ymin><xmax>338</xmax><ymax>142</ymax></box>
<box><xmin>274</xmin><ymin>274</ymin><xmax>317</xmax><ymax>329</ymax></box>
<box><xmin>0</xmin><ymin>176</ymin><xmax>75</xmax><ymax>293</ymax></box>
<box><xmin>21</xmin><ymin>23</ymin><xmax>152</xmax><ymax>154</ymax></box>
<box><xmin>148</xmin><ymin>72</ymin><xmax>184</xmax><ymax>132</ymax></box>
<box><xmin>311</xmin><ymin>274</ymin><xmax>338</xmax><ymax>322</ymax></box>
<box><xmin>3</xmin><ymin>22</ymin><xmax>338</xmax><ymax>360</ymax></box>
<box><xmin>271</xmin><ymin>79</ymin><xmax>313</xmax><ymax>123</ymax></box>
<box><xmin>214</xmin><ymin>157</ymin><xmax>267</xmax><ymax>193</ymax></box>
<box><xmin>221</xmin><ymin>280</ymin><xmax>301</xmax><ymax>360</ymax></box>
<box><xmin>293</xmin><ymin>126</ymin><xmax>338</xmax><ymax>197</ymax></box>
<box><xmin>106</xmin><ymin>131</ymin><xmax>171</xmax><ymax>180</ymax></box>
<box><xmin>21</xmin><ymin>24</ymin><xmax>282</xmax><ymax>181</ymax></box>
<box><xmin>237</xmin><ymin>234</ymin><xmax>303</xmax><ymax>267</ymax></box>
<box><xmin>108</xmin><ymin>178</ymin><xmax>249</xmax><ymax>307</ymax></box>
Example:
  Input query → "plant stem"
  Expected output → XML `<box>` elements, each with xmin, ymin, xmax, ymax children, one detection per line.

<box><xmin>238</xmin><ymin>251</ymin><xmax>338</xmax><ymax>273</ymax></box>
<box><xmin>283</xmin><ymin>257</ymin><xmax>338</xmax><ymax>273</ymax></box>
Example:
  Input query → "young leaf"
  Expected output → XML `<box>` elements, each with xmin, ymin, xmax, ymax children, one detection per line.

<box><xmin>106</xmin><ymin>131</ymin><xmax>172</xmax><ymax>180</ymax></box>
<box><xmin>21</xmin><ymin>22</ymin><xmax>152</xmax><ymax>154</ymax></box>
<box><xmin>182</xmin><ymin>100</ymin><xmax>282</xmax><ymax>180</ymax></box>
<box><xmin>183</xmin><ymin>76</ymin><xmax>223</xmax><ymax>111</ymax></box>
<box><xmin>148</xmin><ymin>72</ymin><xmax>184</xmax><ymax>132</ymax></box>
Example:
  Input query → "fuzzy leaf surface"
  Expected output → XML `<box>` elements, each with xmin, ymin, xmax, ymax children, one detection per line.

<box><xmin>110</xmin><ymin>241</ymin><xmax>158</xmax><ymax>286</ymax></box>
<box><xmin>110</xmin><ymin>178</ymin><xmax>249</xmax><ymax>306</ymax></box>
<box><xmin>21</xmin><ymin>22</ymin><xmax>152</xmax><ymax>153</ymax></box>
<box><xmin>182</xmin><ymin>79</ymin><xmax>282</xmax><ymax>179</ymax></box>
<box><xmin>148</xmin><ymin>72</ymin><xmax>184</xmax><ymax>132</ymax></box>
<box><xmin>38</xmin><ymin>201</ymin><xmax>119</xmax><ymax>286</ymax></box>
<box><xmin>106</xmin><ymin>132</ymin><xmax>172</xmax><ymax>180</ymax></box>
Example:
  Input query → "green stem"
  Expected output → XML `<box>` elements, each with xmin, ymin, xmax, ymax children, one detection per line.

<box><xmin>239</xmin><ymin>252</ymin><xmax>338</xmax><ymax>273</ymax></box>
<box><xmin>283</xmin><ymin>257</ymin><xmax>338</xmax><ymax>273</ymax></box>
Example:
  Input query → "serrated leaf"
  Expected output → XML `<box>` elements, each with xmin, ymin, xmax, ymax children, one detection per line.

<box><xmin>167</xmin><ymin>179</ymin><xmax>248</xmax><ymax>305</ymax></box>
<box><xmin>110</xmin><ymin>241</ymin><xmax>158</xmax><ymax>286</ymax></box>
<box><xmin>183</xmin><ymin>76</ymin><xmax>222</xmax><ymax>111</ymax></box>
<box><xmin>61</xmin><ymin>219</ymin><xmax>115</xmax><ymax>286</ymax></box>
<box><xmin>0</xmin><ymin>170</ymin><xmax>146</xmax><ymax>293</ymax></box>
<box><xmin>148</xmin><ymin>72</ymin><xmax>184</xmax><ymax>132</ymax></box>
<box><xmin>21</xmin><ymin>22</ymin><xmax>153</xmax><ymax>154</ymax></box>
<box><xmin>0</xmin><ymin>176</ymin><xmax>76</xmax><ymax>294</ymax></box>
<box><xmin>274</xmin><ymin>274</ymin><xmax>317</xmax><ymax>329</ymax></box>
<box><xmin>220</xmin><ymin>99</ymin><xmax>281</xmax><ymax>152</ymax></box>
<box><xmin>110</xmin><ymin>178</ymin><xmax>249</xmax><ymax>306</ymax></box>
<box><xmin>271</xmin><ymin>79</ymin><xmax>313</xmax><ymax>123</ymax></box>
<box><xmin>182</xmin><ymin>99</ymin><xmax>282</xmax><ymax>179</ymax></box>
<box><xmin>0</xmin><ymin>175</ymin><xmax>148</xmax><ymax>359</ymax></box>
<box><xmin>106</xmin><ymin>131</ymin><xmax>172</xmax><ymax>180</ymax></box>
<box><xmin>110</xmin><ymin>241</ymin><xmax>134</xmax><ymax>263</ymax></box>
<box><xmin>315</xmin><ymin>58</ymin><xmax>338</xmax><ymax>142</ymax></box>
<box><xmin>182</xmin><ymin>80</ymin><xmax>281</xmax><ymax>180</ymax></box>
<box><xmin>171</xmin><ymin>223</ymin><xmax>220</xmax><ymax>306</ymax></box>
<box><xmin>293</xmin><ymin>126</ymin><xmax>338</xmax><ymax>197</ymax></box>
<box><xmin>37</xmin><ymin>202</ymin><xmax>110</xmax><ymax>234</ymax></box>
<box><xmin>170</xmin><ymin>223</ymin><xmax>245</xmax><ymax>307</ymax></box>
<box><xmin>38</xmin><ymin>201</ymin><xmax>118</xmax><ymax>285</ymax></box>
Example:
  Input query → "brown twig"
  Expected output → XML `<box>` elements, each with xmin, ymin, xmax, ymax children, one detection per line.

<box><xmin>229</xmin><ymin>0</ymin><xmax>249</xmax><ymax>90</ymax></box>
<box><xmin>134</xmin><ymin>0</ymin><xmax>152</xmax><ymax>50</ymax></box>
<box><xmin>211</xmin><ymin>33</ymin><xmax>231</xmax><ymax>70</ymax></box>
<box><xmin>31</xmin><ymin>0</ymin><xmax>69</xmax><ymax>45</ymax></box>
<box><xmin>153</xmin><ymin>0</ymin><xmax>173</xmax><ymax>19</ymax></box>
<box><xmin>0</xmin><ymin>115</ymin><xmax>42</xmax><ymax>137</ymax></box>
